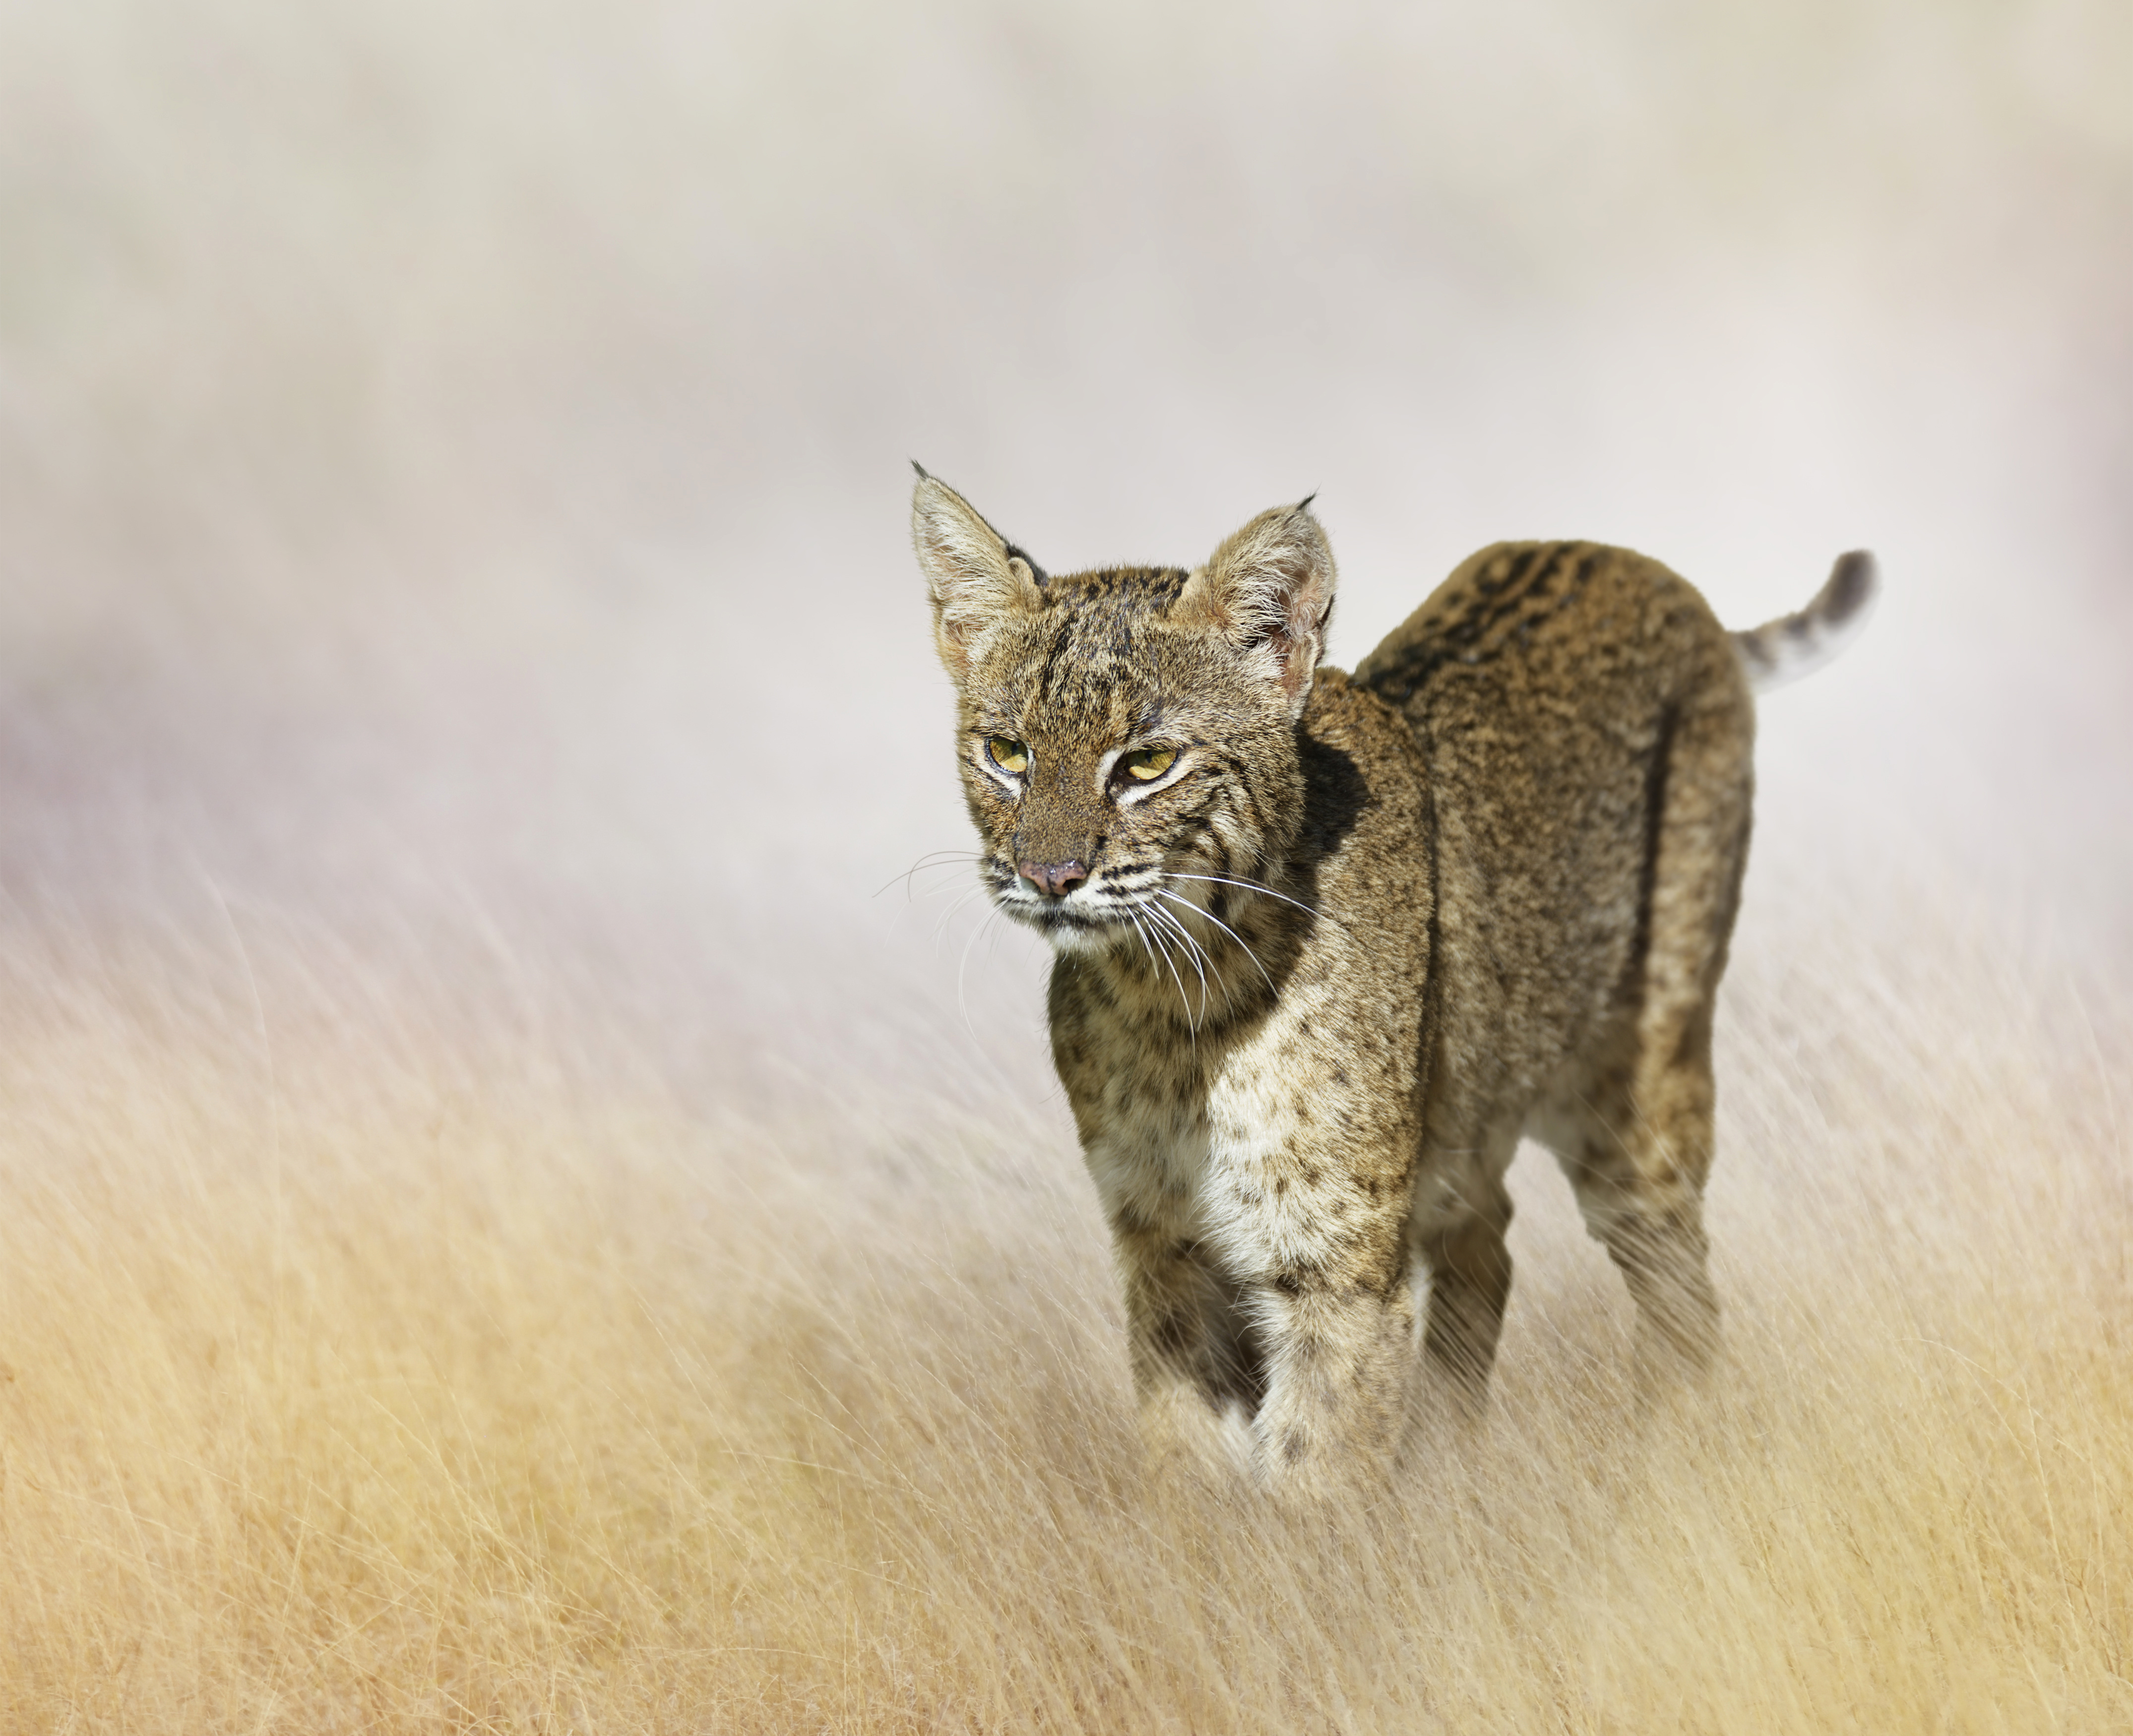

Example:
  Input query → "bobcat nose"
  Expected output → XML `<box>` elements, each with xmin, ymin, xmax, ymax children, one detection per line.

<box><xmin>1018</xmin><ymin>859</ymin><xmax>1088</xmax><ymax>898</ymax></box>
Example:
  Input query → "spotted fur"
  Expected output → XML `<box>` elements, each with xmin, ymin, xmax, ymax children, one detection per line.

<box><xmin>912</xmin><ymin>472</ymin><xmax>1875</xmax><ymax>1495</ymax></box>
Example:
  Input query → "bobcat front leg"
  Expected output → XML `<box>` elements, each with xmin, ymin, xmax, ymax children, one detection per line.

<box><xmin>1109</xmin><ymin>1210</ymin><xmax>1264</xmax><ymax>1477</ymax></box>
<box><xmin>1217</xmin><ymin>1186</ymin><xmax>1418</xmax><ymax>1498</ymax></box>
<box><xmin>1247</xmin><ymin>1274</ymin><xmax>1416</xmax><ymax>1495</ymax></box>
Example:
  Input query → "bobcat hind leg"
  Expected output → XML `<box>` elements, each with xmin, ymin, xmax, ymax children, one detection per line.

<box><xmin>1537</xmin><ymin>1025</ymin><xmax>1722</xmax><ymax>1390</ymax></box>
<box><xmin>1545</xmin><ymin>686</ymin><xmax>1751</xmax><ymax>1383</ymax></box>
<box><xmin>1417</xmin><ymin>1167</ymin><xmax>1516</xmax><ymax>1411</ymax></box>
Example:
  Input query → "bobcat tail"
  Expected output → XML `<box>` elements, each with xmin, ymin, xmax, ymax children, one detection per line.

<box><xmin>1731</xmin><ymin>550</ymin><xmax>1879</xmax><ymax>694</ymax></box>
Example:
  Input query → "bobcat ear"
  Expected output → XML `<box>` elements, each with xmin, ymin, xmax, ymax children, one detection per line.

<box><xmin>911</xmin><ymin>470</ymin><xmax>1047</xmax><ymax>681</ymax></box>
<box><xmin>1176</xmin><ymin>499</ymin><xmax>1336</xmax><ymax>716</ymax></box>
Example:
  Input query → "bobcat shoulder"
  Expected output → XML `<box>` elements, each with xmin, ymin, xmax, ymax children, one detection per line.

<box><xmin>911</xmin><ymin>468</ymin><xmax>1875</xmax><ymax>1494</ymax></box>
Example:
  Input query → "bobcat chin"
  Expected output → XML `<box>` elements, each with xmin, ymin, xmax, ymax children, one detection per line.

<box><xmin>911</xmin><ymin>465</ymin><xmax>1875</xmax><ymax>1496</ymax></box>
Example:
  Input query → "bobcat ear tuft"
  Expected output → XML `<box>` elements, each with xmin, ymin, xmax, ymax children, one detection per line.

<box><xmin>1176</xmin><ymin>502</ymin><xmax>1338</xmax><ymax>716</ymax></box>
<box><xmin>910</xmin><ymin>459</ymin><xmax>931</xmax><ymax>481</ymax></box>
<box><xmin>1296</xmin><ymin>493</ymin><xmax>1317</xmax><ymax>513</ymax></box>
<box><xmin>911</xmin><ymin>473</ymin><xmax>1045</xmax><ymax>681</ymax></box>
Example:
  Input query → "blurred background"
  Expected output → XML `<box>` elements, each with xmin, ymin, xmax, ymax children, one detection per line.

<box><xmin>1</xmin><ymin>0</ymin><xmax>2128</xmax><ymax>1145</ymax></box>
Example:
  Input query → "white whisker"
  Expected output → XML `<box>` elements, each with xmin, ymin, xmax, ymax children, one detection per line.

<box><xmin>1155</xmin><ymin>898</ymin><xmax>1233</xmax><ymax>1021</ymax></box>
<box><xmin>1158</xmin><ymin>870</ymin><xmax>1327</xmax><ymax>923</ymax></box>
<box><xmin>1125</xmin><ymin>906</ymin><xmax>1163</xmax><ymax>980</ymax></box>
<box><xmin>875</xmin><ymin>850</ymin><xmax>987</xmax><ymax>901</ymax></box>
<box><xmin>956</xmin><ymin>904</ymin><xmax>1003</xmax><ymax>1036</ymax></box>
<box><xmin>1155</xmin><ymin>887</ymin><xmax>1278</xmax><ymax>997</ymax></box>
<box><xmin>1139</xmin><ymin>904</ymin><xmax>1199</xmax><ymax>1034</ymax></box>
<box><xmin>1152</xmin><ymin>898</ymin><xmax>1241</xmax><ymax>1016</ymax></box>
<box><xmin>931</xmin><ymin>884</ymin><xmax>989</xmax><ymax>945</ymax></box>
<box><xmin>1125</xmin><ymin>905</ymin><xmax>1166</xmax><ymax>997</ymax></box>
<box><xmin>1142</xmin><ymin>898</ymin><xmax>1211</xmax><ymax>1022</ymax></box>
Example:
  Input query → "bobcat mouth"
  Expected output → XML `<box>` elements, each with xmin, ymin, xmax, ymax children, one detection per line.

<box><xmin>1000</xmin><ymin>890</ymin><xmax>1124</xmax><ymax>933</ymax></box>
<box><xmin>985</xmin><ymin>862</ymin><xmax>1139</xmax><ymax>945</ymax></box>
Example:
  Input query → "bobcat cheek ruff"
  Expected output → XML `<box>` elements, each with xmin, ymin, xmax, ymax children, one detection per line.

<box><xmin>913</xmin><ymin>469</ymin><xmax>1875</xmax><ymax>1495</ymax></box>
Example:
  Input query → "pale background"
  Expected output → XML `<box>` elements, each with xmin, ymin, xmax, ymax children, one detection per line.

<box><xmin>4</xmin><ymin>0</ymin><xmax>2127</xmax><ymax>1017</ymax></box>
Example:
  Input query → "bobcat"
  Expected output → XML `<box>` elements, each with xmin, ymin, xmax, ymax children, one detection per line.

<box><xmin>911</xmin><ymin>467</ymin><xmax>1875</xmax><ymax>1494</ymax></box>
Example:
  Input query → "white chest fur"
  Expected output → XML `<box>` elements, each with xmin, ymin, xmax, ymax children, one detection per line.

<box><xmin>1076</xmin><ymin>1005</ymin><xmax>1370</xmax><ymax>1281</ymax></box>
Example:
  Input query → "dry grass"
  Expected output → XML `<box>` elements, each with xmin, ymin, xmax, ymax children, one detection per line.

<box><xmin>2</xmin><ymin>880</ymin><xmax>2126</xmax><ymax>1734</ymax></box>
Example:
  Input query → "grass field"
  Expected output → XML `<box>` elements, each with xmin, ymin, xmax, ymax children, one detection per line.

<box><xmin>2</xmin><ymin>862</ymin><xmax>2126</xmax><ymax>1732</ymax></box>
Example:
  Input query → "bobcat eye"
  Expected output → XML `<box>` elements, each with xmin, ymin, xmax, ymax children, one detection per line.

<box><xmin>1122</xmin><ymin>747</ymin><xmax>1178</xmax><ymax>782</ymax></box>
<box><xmin>987</xmin><ymin>736</ymin><xmax>1030</xmax><ymax>774</ymax></box>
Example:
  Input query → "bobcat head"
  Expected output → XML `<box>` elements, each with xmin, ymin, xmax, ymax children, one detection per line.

<box><xmin>911</xmin><ymin>468</ymin><xmax>1335</xmax><ymax>954</ymax></box>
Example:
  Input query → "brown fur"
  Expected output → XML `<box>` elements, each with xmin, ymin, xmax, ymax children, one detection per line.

<box><xmin>912</xmin><ymin>470</ymin><xmax>1874</xmax><ymax>1494</ymax></box>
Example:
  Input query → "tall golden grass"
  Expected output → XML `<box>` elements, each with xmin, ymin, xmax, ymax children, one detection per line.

<box><xmin>2</xmin><ymin>870</ymin><xmax>2125</xmax><ymax>1732</ymax></box>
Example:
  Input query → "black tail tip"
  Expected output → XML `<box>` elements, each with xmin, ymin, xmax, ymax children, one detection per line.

<box><xmin>1825</xmin><ymin>550</ymin><xmax>1878</xmax><ymax>623</ymax></box>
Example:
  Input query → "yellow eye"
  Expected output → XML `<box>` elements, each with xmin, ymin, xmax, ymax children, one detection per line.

<box><xmin>987</xmin><ymin>736</ymin><xmax>1029</xmax><ymax>774</ymax></box>
<box><xmin>1124</xmin><ymin>747</ymin><xmax>1178</xmax><ymax>782</ymax></box>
